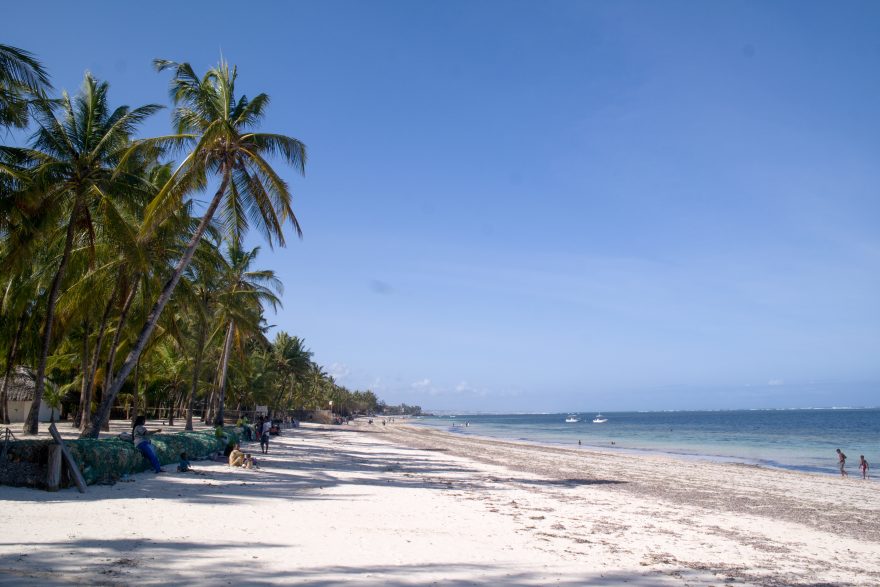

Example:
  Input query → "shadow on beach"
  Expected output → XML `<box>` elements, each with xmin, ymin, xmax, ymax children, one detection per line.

<box><xmin>0</xmin><ymin>425</ymin><xmax>626</xmax><ymax>506</ymax></box>
<box><xmin>2</xmin><ymin>541</ymin><xmax>850</xmax><ymax>587</ymax></box>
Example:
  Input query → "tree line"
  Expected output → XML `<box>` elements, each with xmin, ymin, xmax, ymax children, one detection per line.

<box><xmin>0</xmin><ymin>44</ymin><xmax>383</xmax><ymax>436</ymax></box>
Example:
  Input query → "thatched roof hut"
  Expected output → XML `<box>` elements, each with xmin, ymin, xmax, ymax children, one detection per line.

<box><xmin>1</xmin><ymin>366</ymin><xmax>60</xmax><ymax>423</ymax></box>
<box><xmin>1</xmin><ymin>366</ymin><xmax>39</xmax><ymax>401</ymax></box>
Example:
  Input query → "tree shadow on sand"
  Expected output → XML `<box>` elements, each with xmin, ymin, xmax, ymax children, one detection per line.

<box><xmin>0</xmin><ymin>428</ymin><xmax>626</xmax><ymax>506</ymax></box>
<box><xmin>0</xmin><ymin>539</ymin><xmax>854</xmax><ymax>587</ymax></box>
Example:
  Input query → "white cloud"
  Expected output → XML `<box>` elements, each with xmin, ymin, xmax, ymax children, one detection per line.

<box><xmin>767</xmin><ymin>379</ymin><xmax>785</xmax><ymax>386</ymax></box>
<box><xmin>329</xmin><ymin>363</ymin><xmax>350</xmax><ymax>380</ymax></box>
<box><xmin>411</xmin><ymin>378</ymin><xmax>432</xmax><ymax>389</ymax></box>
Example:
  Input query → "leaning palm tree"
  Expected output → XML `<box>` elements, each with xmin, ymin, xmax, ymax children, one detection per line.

<box><xmin>86</xmin><ymin>59</ymin><xmax>306</xmax><ymax>438</ymax></box>
<box><xmin>19</xmin><ymin>75</ymin><xmax>160</xmax><ymax>434</ymax></box>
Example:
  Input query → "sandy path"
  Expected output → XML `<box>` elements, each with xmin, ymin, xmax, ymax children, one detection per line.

<box><xmin>0</xmin><ymin>422</ymin><xmax>877</xmax><ymax>586</ymax></box>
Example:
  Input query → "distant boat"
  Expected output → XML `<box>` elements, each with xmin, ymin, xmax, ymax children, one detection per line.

<box><xmin>565</xmin><ymin>415</ymin><xmax>580</xmax><ymax>423</ymax></box>
<box><xmin>592</xmin><ymin>414</ymin><xmax>608</xmax><ymax>423</ymax></box>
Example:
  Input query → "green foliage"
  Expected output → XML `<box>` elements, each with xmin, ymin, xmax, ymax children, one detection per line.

<box><xmin>1</xmin><ymin>45</ymin><xmax>399</xmax><ymax>434</ymax></box>
<box><xmin>0</xmin><ymin>43</ymin><xmax>51</xmax><ymax>129</ymax></box>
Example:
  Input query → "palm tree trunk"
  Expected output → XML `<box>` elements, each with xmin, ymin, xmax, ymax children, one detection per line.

<box><xmin>213</xmin><ymin>321</ymin><xmax>235</xmax><ymax>426</ymax></box>
<box><xmin>77</xmin><ymin>320</ymin><xmax>91</xmax><ymax>429</ymax></box>
<box><xmin>185</xmin><ymin>321</ymin><xmax>207</xmax><ymax>431</ymax></box>
<box><xmin>86</xmin><ymin>167</ymin><xmax>231</xmax><ymax>438</ymax></box>
<box><xmin>104</xmin><ymin>271</ymin><xmax>139</xmax><ymax>393</ymax></box>
<box><xmin>25</xmin><ymin>202</ymin><xmax>80</xmax><ymax>434</ymax></box>
<box><xmin>132</xmin><ymin>355</ymin><xmax>141</xmax><ymax>419</ymax></box>
<box><xmin>79</xmin><ymin>284</ymin><xmax>117</xmax><ymax>432</ymax></box>
<box><xmin>167</xmin><ymin>387</ymin><xmax>176</xmax><ymax>426</ymax></box>
<box><xmin>0</xmin><ymin>311</ymin><xmax>27</xmax><ymax>424</ymax></box>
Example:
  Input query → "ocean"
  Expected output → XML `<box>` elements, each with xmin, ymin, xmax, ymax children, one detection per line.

<box><xmin>412</xmin><ymin>408</ymin><xmax>879</xmax><ymax>476</ymax></box>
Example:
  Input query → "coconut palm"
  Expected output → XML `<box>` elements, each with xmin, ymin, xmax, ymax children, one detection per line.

<box><xmin>141</xmin><ymin>336</ymin><xmax>188</xmax><ymax>424</ymax></box>
<box><xmin>177</xmin><ymin>236</ymin><xmax>225</xmax><ymax>430</ymax></box>
<box><xmin>0</xmin><ymin>272</ymin><xmax>40</xmax><ymax>423</ymax></box>
<box><xmin>210</xmin><ymin>242</ymin><xmax>281</xmax><ymax>425</ymax></box>
<box><xmin>269</xmin><ymin>331</ymin><xmax>312</xmax><ymax>412</ymax></box>
<box><xmin>87</xmin><ymin>59</ymin><xmax>306</xmax><ymax>438</ymax></box>
<box><xmin>0</xmin><ymin>44</ymin><xmax>51</xmax><ymax>130</ymax></box>
<box><xmin>18</xmin><ymin>74</ymin><xmax>160</xmax><ymax>434</ymax></box>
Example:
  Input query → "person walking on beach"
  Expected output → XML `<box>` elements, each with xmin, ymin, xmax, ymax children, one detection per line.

<box><xmin>859</xmin><ymin>455</ymin><xmax>869</xmax><ymax>479</ymax></box>
<box><xmin>260</xmin><ymin>418</ymin><xmax>271</xmax><ymax>454</ymax></box>
<box><xmin>836</xmin><ymin>449</ymin><xmax>847</xmax><ymax>477</ymax></box>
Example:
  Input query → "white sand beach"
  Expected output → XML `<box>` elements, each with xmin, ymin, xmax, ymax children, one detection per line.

<box><xmin>1</xmin><ymin>421</ymin><xmax>878</xmax><ymax>586</ymax></box>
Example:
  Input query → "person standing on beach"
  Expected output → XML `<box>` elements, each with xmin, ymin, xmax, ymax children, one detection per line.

<box><xmin>859</xmin><ymin>455</ymin><xmax>869</xmax><ymax>479</ymax></box>
<box><xmin>260</xmin><ymin>419</ymin><xmax>271</xmax><ymax>454</ymax></box>
<box><xmin>836</xmin><ymin>449</ymin><xmax>847</xmax><ymax>477</ymax></box>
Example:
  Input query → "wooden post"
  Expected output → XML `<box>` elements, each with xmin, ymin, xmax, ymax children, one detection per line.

<box><xmin>48</xmin><ymin>423</ymin><xmax>86</xmax><ymax>493</ymax></box>
<box><xmin>46</xmin><ymin>444</ymin><xmax>62</xmax><ymax>492</ymax></box>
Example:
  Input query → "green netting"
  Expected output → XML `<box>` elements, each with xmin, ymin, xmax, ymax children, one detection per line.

<box><xmin>2</xmin><ymin>427</ymin><xmax>241</xmax><ymax>488</ymax></box>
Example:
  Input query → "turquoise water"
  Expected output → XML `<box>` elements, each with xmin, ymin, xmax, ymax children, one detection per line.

<box><xmin>413</xmin><ymin>409</ymin><xmax>880</xmax><ymax>476</ymax></box>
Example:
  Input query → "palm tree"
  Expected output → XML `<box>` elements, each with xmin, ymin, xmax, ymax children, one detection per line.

<box><xmin>269</xmin><ymin>331</ymin><xmax>312</xmax><ymax>412</ymax></box>
<box><xmin>178</xmin><ymin>236</ymin><xmax>225</xmax><ymax>430</ymax></box>
<box><xmin>87</xmin><ymin>58</ymin><xmax>306</xmax><ymax>438</ymax></box>
<box><xmin>0</xmin><ymin>272</ymin><xmax>39</xmax><ymax>423</ymax></box>
<box><xmin>0</xmin><ymin>44</ymin><xmax>51</xmax><ymax>129</ymax></box>
<box><xmin>211</xmin><ymin>242</ymin><xmax>281</xmax><ymax>425</ymax></box>
<box><xmin>141</xmin><ymin>336</ymin><xmax>188</xmax><ymax>424</ymax></box>
<box><xmin>19</xmin><ymin>75</ymin><xmax>160</xmax><ymax>434</ymax></box>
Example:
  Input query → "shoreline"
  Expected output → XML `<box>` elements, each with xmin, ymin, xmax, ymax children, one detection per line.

<box><xmin>1</xmin><ymin>421</ymin><xmax>878</xmax><ymax>586</ymax></box>
<box><xmin>409</xmin><ymin>409</ymin><xmax>879</xmax><ymax>478</ymax></box>
<box><xmin>382</xmin><ymin>423</ymin><xmax>880</xmax><ymax>544</ymax></box>
<box><xmin>430</xmin><ymin>425</ymin><xmax>869</xmax><ymax>478</ymax></box>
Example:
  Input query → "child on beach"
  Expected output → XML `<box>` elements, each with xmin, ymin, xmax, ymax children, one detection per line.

<box><xmin>859</xmin><ymin>455</ymin><xmax>869</xmax><ymax>479</ymax></box>
<box><xmin>244</xmin><ymin>453</ymin><xmax>260</xmax><ymax>469</ymax></box>
<box><xmin>177</xmin><ymin>452</ymin><xmax>191</xmax><ymax>472</ymax></box>
<box><xmin>836</xmin><ymin>449</ymin><xmax>847</xmax><ymax>477</ymax></box>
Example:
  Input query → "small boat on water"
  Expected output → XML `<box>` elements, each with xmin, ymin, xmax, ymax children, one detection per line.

<box><xmin>592</xmin><ymin>414</ymin><xmax>608</xmax><ymax>423</ymax></box>
<box><xmin>565</xmin><ymin>415</ymin><xmax>580</xmax><ymax>423</ymax></box>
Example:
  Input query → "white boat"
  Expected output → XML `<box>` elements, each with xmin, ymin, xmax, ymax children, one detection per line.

<box><xmin>565</xmin><ymin>415</ymin><xmax>580</xmax><ymax>423</ymax></box>
<box><xmin>592</xmin><ymin>414</ymin><xmax>608</xmax><ymax>423</ymax></box>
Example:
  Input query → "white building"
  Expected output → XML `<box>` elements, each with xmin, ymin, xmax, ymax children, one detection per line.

<box><xmin>1</xmin><ymin>366</ymin><xmax>61</xmax><ymax>423</ymax></box>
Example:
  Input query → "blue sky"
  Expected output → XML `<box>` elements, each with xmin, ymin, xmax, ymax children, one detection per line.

<box><xmin>7</xmin><ymin>1</ymin><xmax>880</xmax><ymax>411</ymax></box>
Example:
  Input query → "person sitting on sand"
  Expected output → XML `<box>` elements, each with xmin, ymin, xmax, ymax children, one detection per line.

<box><xmin>859</xmin><ymin>455</ymin><xmax>869</xmax><ymax>479</ymax></box>
<box><xmin>229</xmin><ymin>443</ymin><xmax>245</xmax><ymax>467</ymax></box>
<box><xmin>177</xmin><ymin>452</ymin><xmax>191</xmax><ymax>473</ymax></box>
<box><xmin>132</xmin><ymin>415</ymin><xmax>163</xmax><ymax>473</ymax></box>
<box><xmin>836</xmin><ymin>449</ymin><xmax>847</xmax><ymax>477</ymax></box>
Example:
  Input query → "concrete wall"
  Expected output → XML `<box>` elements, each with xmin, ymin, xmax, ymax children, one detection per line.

<box><xmin>7</xmin><ymin>400</ymin><xmax>61</xmax><ymax>423</ymax></box>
